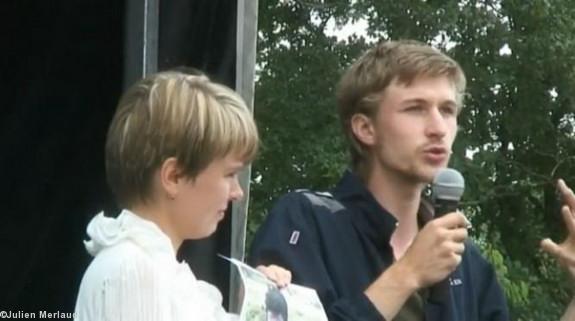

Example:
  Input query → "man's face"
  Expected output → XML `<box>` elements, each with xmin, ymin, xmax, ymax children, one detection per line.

<box><xmin>368</xmin><ymin>75</ymin><xmax>458</xmax><ymax>183</ymax></box>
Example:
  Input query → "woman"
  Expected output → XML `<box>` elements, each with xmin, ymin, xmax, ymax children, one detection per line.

<box><xmin>74</xmin><ymin>71</ymin><xmax>290</xmax><ymax>320</ymax></box>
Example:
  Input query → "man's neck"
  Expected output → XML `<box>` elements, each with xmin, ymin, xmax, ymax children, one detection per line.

<box><xmin>365</xmin><ymin>168</ymin><xmax>424</xmax><ymax>220</ymax></box>
<box><xmin>363</xmin><ymin>166</ymin><xmax>425</xmax><ymax>259</ymax></box>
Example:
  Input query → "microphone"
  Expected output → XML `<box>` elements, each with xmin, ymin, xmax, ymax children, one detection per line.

<box><xmin>430</xmin><ymin>168</ymin><xmax>465</xmax><ymax>305</ymax></box>
<box><xmin>431</xmin><ymin>168</ymin><xmax>465</xmax><ymax>218</ymax></box>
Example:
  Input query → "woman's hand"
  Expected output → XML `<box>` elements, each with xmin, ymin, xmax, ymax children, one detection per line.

<box><xmin>256</xmin><ymin>264</ymin><xmax>292</xmax><ymax>288</ymax></box>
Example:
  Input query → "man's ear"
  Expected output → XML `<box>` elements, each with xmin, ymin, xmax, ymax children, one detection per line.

<box><xmin>351</xmin><ymin>113</ymin><xmax>376</xmax><ymax>147</ymax></box>
<box><xmin>159</xmin><ymin>157</ymin><xmax>183</xmax><ymax>199</ymax></box>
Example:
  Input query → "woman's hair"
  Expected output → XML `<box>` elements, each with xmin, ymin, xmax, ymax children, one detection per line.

<box><xmin>105</xmin><ymin>70</ymin><xmax>259</xmax><ymax>207</ymax></box>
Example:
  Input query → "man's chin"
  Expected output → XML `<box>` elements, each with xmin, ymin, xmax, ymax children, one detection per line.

<box><xmin>427</xmin><ymin>164</ymin><xmax>450</xmax><ymax>180</ymax></box>
<box><xmin>414</xmin><ymin>167</ymin><xmax>445</xmax><ymax>184</ymax></box>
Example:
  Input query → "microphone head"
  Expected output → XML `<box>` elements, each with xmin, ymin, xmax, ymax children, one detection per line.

<box><xmin>431</xmin><ymin>168</ymin><xmax>465</xmax><ymax>202</ymax></box>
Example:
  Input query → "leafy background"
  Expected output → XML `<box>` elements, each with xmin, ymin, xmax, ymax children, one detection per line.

<box><xmin>248</xmin><ymin>1</ymin><xmax>575</xmax><ymax>320</ymax></box>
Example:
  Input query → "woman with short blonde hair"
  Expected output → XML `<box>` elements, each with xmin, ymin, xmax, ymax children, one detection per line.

<box><xmin>74</xmin><ymin>71</ymin><xmax>290</xmax><ymax>321</ymax></box>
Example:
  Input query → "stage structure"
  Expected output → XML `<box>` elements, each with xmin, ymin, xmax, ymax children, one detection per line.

<box><xmin>1</xmin><ymin>0</ymin><xmax>258</xmax><ymax>312</ymax></box>
<box><xmin>124</xmin><ymin>0</ymin><xmax>259</xmax><ymax>311</ymax></box>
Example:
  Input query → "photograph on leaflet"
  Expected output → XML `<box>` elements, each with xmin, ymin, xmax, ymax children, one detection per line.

<box><xmin>220</xmin><ymin>256</ymin><xmax>328</xmax><ymax>321</ymax></box>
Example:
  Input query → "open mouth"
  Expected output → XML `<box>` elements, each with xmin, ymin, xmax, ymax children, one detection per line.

<box><xmin>423</xmin><ymin>147</ymin><xmax>448</xmax><ymax>163</ymax></box>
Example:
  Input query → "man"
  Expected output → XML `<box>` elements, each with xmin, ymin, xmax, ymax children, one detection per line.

<box><xmin>249</xmin><ymin>40</ymin><xmax>508</xmax><ymax>321</ymax></box>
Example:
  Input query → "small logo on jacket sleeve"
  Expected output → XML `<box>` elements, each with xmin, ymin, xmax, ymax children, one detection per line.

<box><xmin>449</xmin><ymin>278</ymin><xmax>463</xmax><ymax>286</ymax></box>
<box><xmin>289</xmin><ymin>230</ymin><xmax>300</xmax><ymax>245</ymax></box>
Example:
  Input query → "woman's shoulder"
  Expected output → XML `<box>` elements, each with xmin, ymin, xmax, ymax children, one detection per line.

<box><xmin>81</xmin><ymin>241</ymin><xmax>162</xmax><ymax>288</ymax></box>
<box><xmin>74</xmin><ymin>242</ymin><xmax>178</xmax><ymax>319</ymax></box>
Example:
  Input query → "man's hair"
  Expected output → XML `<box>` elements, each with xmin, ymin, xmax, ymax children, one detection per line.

<box><xmin>336</xmin><ymin>39</ymin><xmax>466</xmax><ymax>170</ymax></box>
<box><xmin>105</xmin><ymin>70</ymin><xmax>259</xmax><ymax>207</ymax></box>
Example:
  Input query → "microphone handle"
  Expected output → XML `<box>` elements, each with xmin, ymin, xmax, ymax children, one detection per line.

<box><xmin>433</xmin><ymin>199</ymin><xmax>459</xmax><ymax>218</ymax></box>
<box><xmin>431</xmin><ymin>199</ymin><xmax>459</xmax><ymax>303</ymax></box>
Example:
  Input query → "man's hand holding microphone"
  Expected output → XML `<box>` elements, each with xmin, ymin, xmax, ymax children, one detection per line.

<box><xmin>366</xmin><ymin>168</ymin><xmax>469</xmax><ymax>320</ymax></box>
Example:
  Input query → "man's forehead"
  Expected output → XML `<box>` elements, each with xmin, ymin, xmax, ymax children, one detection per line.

<box><xmin>373</xmin><ymin>78</ymin><xmax>457</xmax><ymax>112</ymax></box>
<box><xmin>390</xmin><ymin>74</ymin><xmax>457</xmax><ymax>88</ymax></box>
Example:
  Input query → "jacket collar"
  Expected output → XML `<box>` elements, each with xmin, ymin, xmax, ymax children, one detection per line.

<box><xmin>332</xmin><ymin>170</ymin><xmax>434</xmax><ymax>248</ymax></box>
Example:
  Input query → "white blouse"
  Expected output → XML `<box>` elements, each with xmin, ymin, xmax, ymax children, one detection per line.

<box><xmin>74</xmin><ymin>210</ymin><xmax>237</xmax><ymax>321</ymax></box>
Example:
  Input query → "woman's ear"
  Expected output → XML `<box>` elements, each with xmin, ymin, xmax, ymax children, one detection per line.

<box><xmin>159</xmin><ymin>157</ymin><xmax>182</xmax><ymax>200</ymax></box>
<box><xmin>350</xmin><ymin>113</ymin><xmax>376</xmax><ymax>147</ymax></box>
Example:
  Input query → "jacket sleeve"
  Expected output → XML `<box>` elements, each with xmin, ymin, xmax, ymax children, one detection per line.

<box><xmin>248</xmin><ymin>192</ymin><xmax>385</xmax><ymax>321</ymax></box>
<box><xmin>469</xmin><ymin>244</ymin><xmax>510</xmax><ymax>321</ymax></box>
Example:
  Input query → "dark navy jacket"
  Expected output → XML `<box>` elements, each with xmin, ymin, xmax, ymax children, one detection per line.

<box><xmin>249</xmin><ymin>171</ymin><xmax>509</xmax><ymax>321</ymax></box>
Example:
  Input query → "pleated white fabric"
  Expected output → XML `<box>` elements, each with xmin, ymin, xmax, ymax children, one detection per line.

<box><xmin>74</xmin><ymin>210</ymin><xmax>237</xmax><ymax>321</ymax></box>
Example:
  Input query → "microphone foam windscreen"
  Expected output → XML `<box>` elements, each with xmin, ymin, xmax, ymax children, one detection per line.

<box><xmin>431</xmin><ymin>168</ymin><xmax>465</xmax><ymax>202</ymax></box>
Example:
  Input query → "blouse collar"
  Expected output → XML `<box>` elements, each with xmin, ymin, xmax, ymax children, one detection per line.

<box><xmin>84</xmin><ymin>209</ymin><xmax>176</xmax><ymax>261</ymax></box>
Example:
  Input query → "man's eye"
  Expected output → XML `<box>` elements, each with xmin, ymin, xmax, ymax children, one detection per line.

<box><xmin>441</xmin><ymin>106</ymin><xmax>457</xmax><ymax>115</ymax></box>
<box><xmin>405</xmin><ymin>105</ymin><xmax>423</xmax><ymax>112</ymax></box>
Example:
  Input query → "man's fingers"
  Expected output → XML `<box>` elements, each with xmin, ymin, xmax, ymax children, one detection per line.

<box><xmin>449</xmin><ymin>227</ymin><xmax>469</xmax><ymax>243</ymax></box>
<box><xmin>540</xmin><ymin>238</ymin><xmax>575</xmax><ymax>266</ymax></box>
<box><xmin>558</xmin><ymin>179</ymin><xmax>575</xmax><ymax>210</ymax></box>
<box><xmin>435</xmin><ymin>212</ymin><xmax>469</xmax><ymax>229</ymax></box>
<box><xmin>541</xmin><ymin>238</ymin><xmax>561</xmax><ymax>257</ymax></box>
<box><xmin>449</xmin><ymin>241</ymin><xmax>466</xmax><ymax>255</ymax></box>
<box><xmin>562</xmin><ymin>205</ymin><xmax>575</xmax><ymax>235</ymax></box>
<box><xmin>560</xmin><ymin>255</ymin><xmax>575</xmax><ymax>268</ymax></box>
<box><xmin>449</xmin><ymin>252</ymin><xmax>463</xmax><ymax>268</ymax></box>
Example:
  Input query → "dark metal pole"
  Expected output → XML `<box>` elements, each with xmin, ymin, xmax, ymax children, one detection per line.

<box><xmin>229</xmin><ymin>0</ymin><xmax>259</xmax><ymax>313</ymax></box>
<box><xmin>124</xmin><ymin>0</ymin><xmax>159</xmax><ymax>87</ymax></box>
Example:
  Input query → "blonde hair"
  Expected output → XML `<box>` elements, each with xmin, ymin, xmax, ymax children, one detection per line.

<box><xmin>105</xmin><ymin>70</ymin><xmax>259</xmax><ymax>207</ymax></box>
<box><xmin>336</xmin><ymin>40</ymin><xmax>466</xmax><ymax>170</ymax></box>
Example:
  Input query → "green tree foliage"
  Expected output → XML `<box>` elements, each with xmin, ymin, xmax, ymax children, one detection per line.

<box><xmin>250</xmin><ymin>1</ymin><xmax>575</xmax><ymax>319</ymax></box>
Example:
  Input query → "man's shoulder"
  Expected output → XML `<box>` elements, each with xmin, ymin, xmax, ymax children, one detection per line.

<box><xmin>276</xmin><ymin>189</ymin><xmax>335</xmax><ymax>201</ymax></box>
<box><xmin>463</xmin><ymin>240</ymin><xmax>487</xmax><ymax>258</ymax></box>
<box><xmin>461</xmin><ymin>240</ymin><xmax>500</xmax><ymax>274</ymax></box>
<box><xmin>294</xmin><ymin>189</ymin><xmax>335</xmax><ymax>199</ymax></box>
<box><xmin>458</xmin><ymin>240</ymin><xmax>510</xmax><ymax>313</ymax></box>
<box><xmin>272</xmin><ymin>189</ymin><xmax>346</xmax><ymax>217</ymax></box>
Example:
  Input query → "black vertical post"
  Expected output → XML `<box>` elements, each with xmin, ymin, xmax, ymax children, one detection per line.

<box><xmin>156</xmin><ymin>0</ymin><xmax>240</xmax><ymax>310</ymax></box>
<box><xmin>0</xmin><ymin>0</ymin><xmax>124</xmax><ymax>311</ymax></box>
<box><xmin>124</xmin><ymin>0</ymin><xmax>159</xmax><ymax>85</ymax></box>
<box><xmin>229</xmin><ymin>0</ymin><xmax>259</xmax><ymax>313</ymax></box>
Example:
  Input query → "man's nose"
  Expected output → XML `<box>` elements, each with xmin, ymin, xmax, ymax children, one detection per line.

<box><xmin>425</xmin><ymin>107</ymin><xmax>448</xmax><ymax>138</ymax></box>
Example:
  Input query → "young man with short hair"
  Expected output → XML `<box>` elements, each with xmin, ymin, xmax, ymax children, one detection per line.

<box><xmin>250</xmin><ymin>40</ymin><xmax>507</xmax><ymax>321</ymax></box>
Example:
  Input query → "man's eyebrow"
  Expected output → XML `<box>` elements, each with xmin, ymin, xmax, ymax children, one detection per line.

<box><xmin>400</xmin><ymin>98</ymin><xmax>457</xmax><ymax>105</ymax></box>
<box><xmin>400</xmin><ymin>98</ymin><xmax>426</xmax><ymax>104</ymax></box>
<box><xmin>441</xmin><ymin>101</ymin><xmax>458</xmax><ymax>109</ymax></box>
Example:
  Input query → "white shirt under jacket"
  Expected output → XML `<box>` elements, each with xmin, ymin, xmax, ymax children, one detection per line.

<box><xmin>74</xmin><ymin>209</ymin><xmax>237</xmax><ymax>321</ymax></box>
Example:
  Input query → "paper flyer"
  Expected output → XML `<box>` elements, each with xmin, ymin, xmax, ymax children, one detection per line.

<box><xmin>220</xmin><ymin>255</ymin><xmax>328</xmax><ymax>321</ymax></box>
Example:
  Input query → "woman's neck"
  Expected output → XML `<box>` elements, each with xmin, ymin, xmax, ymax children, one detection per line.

<box><xmin>130</xmin><ymin>201</ymin><xmax>182</xmax><ymax>253</ymax></box>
